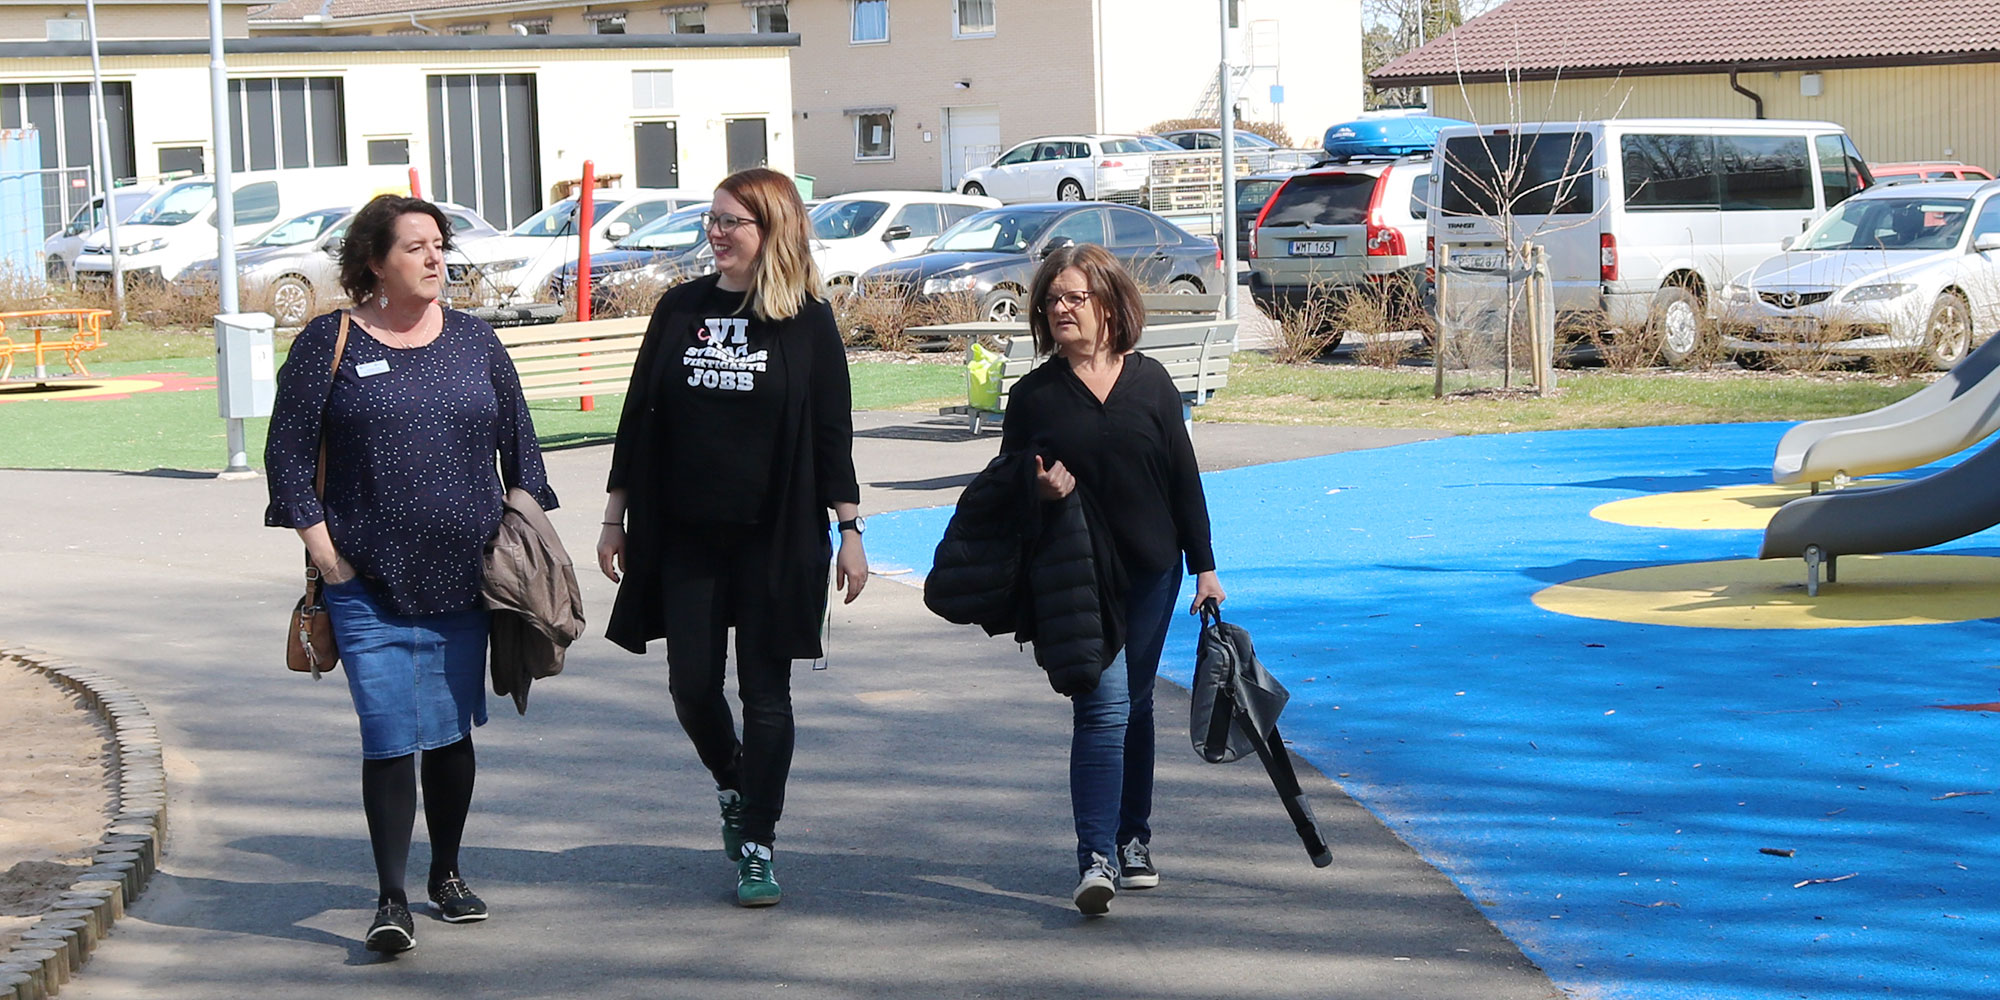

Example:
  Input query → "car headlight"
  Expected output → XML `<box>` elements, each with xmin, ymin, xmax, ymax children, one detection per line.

<box><xmin>922</xmin><ymin>274</ymin><xmax>980</xmax><ymax>295</ymax></box>
<box><xmin>120</xmin><ymin>237</ymin><xmax>167</xmax><ymax>255</ymax></box>
<box><xmin>1717</xmin><ymin>281</ymin><xmax>1750</xmax><ymax>301</ymax></box>
<box><xmin>1843</xmin><ymin>282</ymin><xmax>1914</xmax><ymax>303</ymax></box>
<box><xmin>484</xmin><ymin>258</ymin><xmax>530</xmax><ymax>275</ymax></box>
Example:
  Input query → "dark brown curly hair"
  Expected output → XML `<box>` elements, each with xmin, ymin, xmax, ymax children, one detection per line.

<box><xmin>1026</xmin><ymin>242</ymin><xmax>1145</xmax><ymax>357</ymax></box>
<box><xmin>338</xmin><ymin>194</ymin><xmax>455</xmax><ymax>305</ymax></box>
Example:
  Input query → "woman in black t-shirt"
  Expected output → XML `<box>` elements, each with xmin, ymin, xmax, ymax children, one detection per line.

<box><xmin>1000</xmin><ymin>243</ymin><xmax>1226</xmax><ymax>916</ymax></box>
<box><xmin>598</xmin><ymin>168</ymin><xmax>867</xmax><ymax>908</ymax></box>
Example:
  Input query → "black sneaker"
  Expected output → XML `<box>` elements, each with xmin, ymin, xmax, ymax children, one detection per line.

<box><xmin>1073</xmin><ymin>853</ymin><xmax>1117</xmax><ymax>915</ymax></box>
<box><xmin>427</xmin><ymin>875</ymin><xmax>489</xmax><ymax>923</ymax></box>
<box><xmin>1118</xmin><ymin>839</ymin><xmax>1159</xmax><ymax>889</ymax></box>
<box><xmin>365</xmin><ymin>900</ymin><xmax>416</xmax><ymax>953</ymax></box>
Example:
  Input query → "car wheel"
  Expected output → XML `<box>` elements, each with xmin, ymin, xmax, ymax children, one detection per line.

<box><xmin>1733</xmin><ymin>350</ymin><xmax>1785</xmax><ymax>371</ymax></box>
<box><xmin>1167</xmin><ymin>278</ymin><xmax>1202</xmax><ymax>295</ymax></box>
<box><xmin>270</xmin><ymin>276</ymin><xmax>315</xmax><ymax>328</ymax></box>
<box><xmin>1057</xmin><ymin>179</ymin><xmax>1084</xmax><ymax>202</ymax></box>
<box><xmin>982</xmin><ymin>288</ymin><xmax>1024</xmax><ymax>323</ymax></box>
<box><xmin>1650</xmin><ymin>285</ymin><xmax>1705</xmax><ymax>366</ymax></box>
<box><xmin>46</xmin><ymin>256</ymin><xmax>68</xmax><ymax>282</ymax></box>
<box><xmin>961</xmin><ymin>182</ymin><xmax>986</xmax><ymax>197</ymax></box>
<box><xmin>1925</xmin><ymin>292</ymin><xmax>1974</xmax><ymax>369</ymax></box>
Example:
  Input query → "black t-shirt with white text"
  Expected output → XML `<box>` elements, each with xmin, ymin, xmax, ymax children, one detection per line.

<box><xmin>660</xmin><ymin>281</ymin><xmax>787</xmax><ymax>524</ymax></box>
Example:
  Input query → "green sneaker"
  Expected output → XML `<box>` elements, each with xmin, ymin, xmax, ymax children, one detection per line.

<box><xmin>736</xmin><ymin>843</ymin><xmax>781</xmax><ymax>907</ymax></box>
<box><xmin>718</xmin><ymin>789</ymin><xmax>746</xmax><ymax>861</ymax></box>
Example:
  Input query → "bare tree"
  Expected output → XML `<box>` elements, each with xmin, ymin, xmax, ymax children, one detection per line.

<box><xmin>1362</xmin><ymin>0</ymin><xmax>1502</xmax><ymax>109</ymax></box>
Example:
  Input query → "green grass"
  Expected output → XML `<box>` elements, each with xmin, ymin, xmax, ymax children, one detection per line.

<box><xmin>0</xmin><ymin>355</ymin><xmax>972</xmax><ymax>472</ymax></box>
<box><xmin>1198</xmin><ymin>354</ymin><xmax>1931</xmax><ymax>434</ymax></box>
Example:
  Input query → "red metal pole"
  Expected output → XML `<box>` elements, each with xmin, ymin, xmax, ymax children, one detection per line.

<box><xmin>408</xmin><ymin>166</ymin><xmax>422</xmax><ymax>199</ymax></box>
<box><xmin>577</xmin><ymin>161</ymin><xmax>595</xmax><ymax>411</ymax></box>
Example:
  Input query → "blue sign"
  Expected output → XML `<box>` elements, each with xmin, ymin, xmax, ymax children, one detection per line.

<box><xmin>1269</xmin><ymin>84</ymin><xmax>1285</xmax><ymax>105</ymax></box>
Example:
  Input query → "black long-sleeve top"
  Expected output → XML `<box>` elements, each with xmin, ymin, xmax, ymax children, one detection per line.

<box><xmin>1001</xmin><ymin>352</ymin><xmax>1216</xmax><ymax>577</ymax></box>
<box><xmin>605</xmin><ymin>274</ymin><xmax>859</xmax><ymax>657</ymax></box>
<box><xmin>264</xmin><ymin>308</ymin><xmax>558</xmax><ymax>615</ymax></box>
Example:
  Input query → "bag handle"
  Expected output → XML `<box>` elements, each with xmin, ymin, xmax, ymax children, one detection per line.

<box><xmin>1198</xmin><ymin>596</ymin><xmax>1223</xmax><ymax>630</ymax></box>
<box><xmin>304</xmin><ymin>312</ymin><xmax>352</xmax><ymax>585</ymax></box>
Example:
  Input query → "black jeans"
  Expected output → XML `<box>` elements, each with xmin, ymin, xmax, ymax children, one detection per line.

<box><xmin>658</xmin><ymin>524</ymin><xmax>795</xmax><ymax>847</ymax></box>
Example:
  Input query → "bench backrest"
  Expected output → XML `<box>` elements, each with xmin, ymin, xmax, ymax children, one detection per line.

<box><xmin>1139</xmin><ymin>292</ymin><xmax>1223</xmax><ymax>328</ymax></box>
<box><xmin>497</xmin><ymin>315</ymin><xmax>649</xmax><ymax>401</ymax></box>
<box><xmin>982</xmin><ymin>318</ymin><xmax>1238</xmax><ymax>412</ymax></box>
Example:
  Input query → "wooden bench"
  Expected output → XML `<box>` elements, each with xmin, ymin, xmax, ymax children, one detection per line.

<box><xmin>930</xmin><ymin>313</ymin><xmax>1238</xmax><ymax>434</ymax></box>
<box><xmin>0</xmin><ymin>309</ymin><xmax>112</xmax><ymax>381</ymax></box>
<box><xmin>496</xmin><ymin>315</ymin><xmax>649</xmax><ymax>402</ymax></box>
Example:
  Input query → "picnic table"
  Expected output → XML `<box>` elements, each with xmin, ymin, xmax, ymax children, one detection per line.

<box><xmin>0</xmin><ymin>309</ymin><xmax>114</xmax><ymax>382</ymax></box>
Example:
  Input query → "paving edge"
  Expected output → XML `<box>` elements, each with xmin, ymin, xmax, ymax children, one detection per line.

<box><xmin>0</xmin><ymin>646</ymin><xmax>166</xmax><ymax>1000</ymax></box>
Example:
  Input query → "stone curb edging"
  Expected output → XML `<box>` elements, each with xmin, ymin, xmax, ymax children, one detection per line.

<box><xmin>0</xmin><ymin>647</ymin><xmax>166</xmax><ymax>1000</ymax></box>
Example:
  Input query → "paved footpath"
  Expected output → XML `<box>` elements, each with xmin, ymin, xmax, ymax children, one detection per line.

<box><xmin>0</xmin><ymin>412</ymin><xmax>1560</xmax><ymax>1000</ymax></box>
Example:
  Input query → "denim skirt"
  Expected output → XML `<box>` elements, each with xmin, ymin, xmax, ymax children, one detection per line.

<box><xmin>323</xmin><ymin>577</ymin><xmax>490</xmax><ymax>759</ymax></box>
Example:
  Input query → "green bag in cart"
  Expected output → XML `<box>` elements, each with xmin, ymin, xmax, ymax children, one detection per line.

<box><xmin>967</xmin><ymin>342</ymin><xmax>1003</xmax><ymax>411</ymax></box>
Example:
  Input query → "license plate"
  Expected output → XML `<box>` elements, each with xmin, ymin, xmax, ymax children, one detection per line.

<box><xmin>1454</xmin><ymin>251</ymin><xmax>1505</xmax><ymax>270</ymax></box>
<box><xmin>1765</xmin><ymin>317</ymin><xmax>1818</xmax><ymax>338</ymax></box>
<box><xmin>1289</xmin><ymin>240</ymin><xmax>1342</xmax><ymax>256</ymax></box>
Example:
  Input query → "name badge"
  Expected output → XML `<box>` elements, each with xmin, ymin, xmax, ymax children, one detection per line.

<box><xmin>356</xmin><ymin>359</ymin><xmax>390</xmax><ymax>378</ymax></box>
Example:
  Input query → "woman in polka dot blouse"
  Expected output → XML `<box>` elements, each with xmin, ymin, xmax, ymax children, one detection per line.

<box><xmin>264</xmin><ymin>194</ymin><xmax>557</xmax><ymax>955</ymax></box>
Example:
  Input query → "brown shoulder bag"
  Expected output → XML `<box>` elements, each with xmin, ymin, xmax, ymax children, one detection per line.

<box><xmin>286</xmin><ymin>312</ymin><xmax>351</xmax><ymax>679</ymax></box>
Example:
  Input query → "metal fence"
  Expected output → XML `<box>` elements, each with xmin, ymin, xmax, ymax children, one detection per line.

<box><xmin>1142</xmin><ymin>148</ymin><xmax>1318</xmax><ymax>215</ymax></box>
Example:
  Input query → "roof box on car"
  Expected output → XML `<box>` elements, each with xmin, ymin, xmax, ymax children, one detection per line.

<box><xmin>1320</xmin><ymin>116</ymin><xmax>1469</xmax><ymax>162</ymax></box>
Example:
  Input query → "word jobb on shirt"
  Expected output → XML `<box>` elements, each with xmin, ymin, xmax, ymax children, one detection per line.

<box><xmin>685</xmin><ymin>316</ymin><xmax>768</xmax><ymax>392</ymax></box>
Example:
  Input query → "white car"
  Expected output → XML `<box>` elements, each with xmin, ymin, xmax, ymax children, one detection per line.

<box><xmin>809</xmin><ymin>190</ymin><xmax>998</xmax><ymax>287</ymax></box>
<box><xmin>1717</xmin><ymin>180</ymin><xmax>2000</xmax><ymax>369</ymax></box>
<box><xmin>958</xmin><ymin>135</ymin><xmax>1167</xmax><ymax>205</ymax></box>
<box><xmin>43</xmin><ymin>183</ymin><xmax>163</xmax><ymax>282</ymax></box>
<box><xmin>450</xmin><ymin>187</ymin><xmax>705</xmax><ymax>306</ymax></box>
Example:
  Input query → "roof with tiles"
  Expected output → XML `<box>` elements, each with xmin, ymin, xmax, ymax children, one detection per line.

<box><xmin>1373</xmin><ymin>0</ymin><xmax>2000</xmax><ymax>83</ymax></box>
<box><xmin>249</xmin><ymin>0</ymin><xmax>527</xmax><ymax>21</ymax></box>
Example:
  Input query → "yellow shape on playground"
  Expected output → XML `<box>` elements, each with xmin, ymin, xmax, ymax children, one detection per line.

<box><xmin>0</xmin><ymin>378</ymin><xmax>164</xmax><ymax>402</ymax></box>
<box><xmin>1591</xmin><ymin>481</ymin><xmax>1899</xmax><ymax>531</ymax></box>
<box><xmin>1533</xmin><ymin>555</ymin><xmax>2000</xmax><ymax>630</ymax></box>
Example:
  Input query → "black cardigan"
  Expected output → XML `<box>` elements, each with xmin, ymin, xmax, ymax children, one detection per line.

<box><xmin>604</xmin><ymin>274</ymin><xmax>859</xmax><ymax>658</ymax></box>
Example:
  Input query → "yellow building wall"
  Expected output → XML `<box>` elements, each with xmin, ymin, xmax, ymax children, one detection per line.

<box><xmin>0</xmin><ymin>4</ymin><xmax>248</xmax><ymax>40</ymax></box>
<box><xmin>1429</xmin><ymin>64</ymin><xmax>2000</xmax><ymax>173</ymax></box>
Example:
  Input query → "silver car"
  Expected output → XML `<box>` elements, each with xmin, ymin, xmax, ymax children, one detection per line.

<box><xmin>183</xmin><ymin>202</ymin><xmax>500</xmax><ymax>326</ymax></box>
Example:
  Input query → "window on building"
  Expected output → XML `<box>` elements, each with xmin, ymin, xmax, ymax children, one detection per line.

<box><xmin>367</xmin><ymin>138</ymin><xmax>411</xmax><ymax>165</ymax></box>
<box><xmin>954</xmin><ymin>0</ymin><xmax>994</xmax><ymax>36</ymax></box>
<box><xmin>446</xmin><ymin>22</ymin><xmax>488</xmax><ymax>35</ymax></box>
<box><xmin>158</xmin><ymin>145</ymin><xmax>204</xmax><ymax>178</ymax></box>
<box><xmin>855</xmin><ymin>112</ymin><xmax>893</xmax><ymax>160</ymax></box>
<box><xmin>665</xmin><ymin>5</ymin><xmax>706</xmax><ymax>32</ymax></box>
<box><xmin>591</xmin><ymin>12</ymin><xmax>629</xmax><ymax>34</ymax></box>
<box><xmin>511</xmin><ymin>18</ymin><xmax>552</xmax><ymax>33</ymax></box>
<box><xmin>632</xmin><ymin>70</ymin><xmax>674</xmax><ymax>110</ymax></box>
<box><xmin>46</xmin><ymin>18</ymin><xmax>86</xmax><ymax>40</ymax></box>
<box><xmin>749</xmin><ymin>2</ymin><xmax>788</xmax><ymax>33</ymax></box>
<box><xmin>226</xmin><ymin>77</ymin><xmax>347</xmax><ymax>172</ymax></box>
<box><xmin>852</xmin><ymin>0</ymin><xmax>888</xmax><ymax>42</ymax></box>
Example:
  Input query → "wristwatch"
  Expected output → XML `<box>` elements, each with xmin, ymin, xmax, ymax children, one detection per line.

<box><xmin>837</xmin><ymin>517</ymin><xmax>866</xmax><ymax>536</ymax></box>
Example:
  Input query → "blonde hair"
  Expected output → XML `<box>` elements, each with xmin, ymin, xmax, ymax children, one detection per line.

<box><xmin>716</xmin><ymin>168</ymin><xmax>823</xmax><ymax>322</ymax></box>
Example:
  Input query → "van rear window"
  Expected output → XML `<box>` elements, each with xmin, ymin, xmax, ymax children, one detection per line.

<box><xmin>1260</xmin><ymin>173</ymin><xmax>1377</xmax><ymax>226</ymax></box>
<box><xmin>1440</xmin><ymin>133</ymin><xmax>1595</xmax><ymax>217</ymax></box>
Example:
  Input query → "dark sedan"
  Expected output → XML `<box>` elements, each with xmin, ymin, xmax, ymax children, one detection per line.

<box><xmin>546</xmin><ymin>202</ymin><xmax>712</xmax><ymax>314</ymax></box>
<box><xmin>856</xmin><ymin>202</ymin><xmax>1220</xmax><ymax>322</ymax></box>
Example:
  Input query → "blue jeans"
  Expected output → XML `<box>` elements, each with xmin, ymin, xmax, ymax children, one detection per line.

<box><xmin>1070</xmin><ymin>568</ymin><xmax>1181</xmax><ymax>872</ymax></box>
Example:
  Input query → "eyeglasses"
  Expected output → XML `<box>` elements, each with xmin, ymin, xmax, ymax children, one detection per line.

<box><xmin>1040</xmin><ymin>289</ymin><xmax>1093</xmax><ymax>312</ymax></box>
<box><xmin>701</xmin><ymin>211</ymin><xmax>759</xmax><ymax>234</ymax></box>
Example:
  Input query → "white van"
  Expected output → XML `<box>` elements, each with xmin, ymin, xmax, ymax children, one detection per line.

<box><xmin>71</xmin><ymin>167</ymin><xmax>409</xmax><ymax>287</ymax></box>
<box><xmin>1430</xmin><ymin>118</ymin><xmax>1871</xmax><ymax>363</ymax></box>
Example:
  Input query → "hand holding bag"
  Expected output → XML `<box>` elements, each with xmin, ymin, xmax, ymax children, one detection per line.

<box><xmin>285</xmin><ymin>312</ymin><xmax>352</xmax><ymax>679</ymax></box>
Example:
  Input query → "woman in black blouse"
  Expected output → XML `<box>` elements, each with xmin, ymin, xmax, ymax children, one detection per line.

<box><xmin>1001</xmin><ymin>243</ymin><xmax>1225</xmax><ymax>916</ymax></box>
<box><xmin>266</xmin><ymin>194</ymin><xmax>557</xmax><ymax>953</ymax></box>
<box><xmin>597</xmin><ymin>168</ymin><xmax>866</xmax><ymax>908</ymax></box>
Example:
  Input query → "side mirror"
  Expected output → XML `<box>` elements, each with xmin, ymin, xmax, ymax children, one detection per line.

<box><xmin>881</xmin><ymin>225</ymin><xmax>913</xmax><ymax>243</ymax></box>
<box><xmin>1038</xmin><ymin>236</ymin><xmax>1076</xmax><ymax>260</ymax></box>
<box><xmin>606</xmin><ymin>222</ymin><xmax>632</xmax><ymax>241</ymax></box>
<box><xmin>1779</xmin><ymin>236</ymin><xmax>1796</xmax><ymax>251</ymax></box>
<box><xmin>324</xmin><ymin>238</ymin><xmax>344</xmax><ymax>256</ymax></box>
<box><xmin>1976</xmin><ymin>233</ymin><xmax>2000</xmax><ymax>253</ymax></box>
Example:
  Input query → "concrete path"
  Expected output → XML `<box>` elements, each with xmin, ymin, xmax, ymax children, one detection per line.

<box><xmin>0</xmin><ymin>413</ymin><xmax>1561</xmax><ymax>1000</ymax></box>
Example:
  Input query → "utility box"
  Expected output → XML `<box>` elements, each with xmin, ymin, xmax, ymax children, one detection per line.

<box><xmin>215</xmin><ymin>312</ymin><xmax>276</xmax><ymax>419</ymax></box>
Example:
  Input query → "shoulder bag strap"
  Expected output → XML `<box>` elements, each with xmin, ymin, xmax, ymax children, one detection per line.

<box><xmin>314</xmin><ymin>311</ymin><xmax>352</xmax><ymax>503</ymax></box>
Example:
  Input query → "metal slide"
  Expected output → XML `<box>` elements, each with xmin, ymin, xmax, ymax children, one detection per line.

<box><xmin>1771</xmin><ymin>334</ymin><xmax>2000</xmax><ymax>485</ymax></box>
<box><xmin>1761</xmin><ymin>439</ymin><xmax>2000</xmax><ymax>594</ymax></box>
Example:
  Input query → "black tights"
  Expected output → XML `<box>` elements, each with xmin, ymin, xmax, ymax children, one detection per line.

<box><xmin>360</xmin><ymin>736</ymin><xmax>476</xmax><ymax>906</ymax></box>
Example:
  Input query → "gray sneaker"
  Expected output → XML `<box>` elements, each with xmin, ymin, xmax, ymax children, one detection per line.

<box><xmin>1118</xmin><ymin>839</ymin><xmax>1159</xmax><ymax>889</ymax></box>
<box><xmin>1073</xmin><ymin>853</ymin><xmax>1117</xmax><ymax>915</ymax></box>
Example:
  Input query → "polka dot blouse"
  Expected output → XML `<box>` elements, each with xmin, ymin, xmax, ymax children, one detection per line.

<box><xmin>265</xmin><ymin>308</ymin><xmax>560</xmax><ymax>616</ymax></box>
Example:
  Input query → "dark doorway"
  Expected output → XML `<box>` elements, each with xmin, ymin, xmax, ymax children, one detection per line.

<box><xmin>635</xmin><ymin>121</ymin><xmax>679</xmax><ymax>189</ymax></box>
<box><xmin>726</xmin><ymin>118</ymin><xmax>767</xmax><ymax>174</ymax></box>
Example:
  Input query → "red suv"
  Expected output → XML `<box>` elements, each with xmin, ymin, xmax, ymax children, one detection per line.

<box><xmin>1868</xmin><ymin>161</ymin><xmax>1994</xmax><ymax>186</ymax></box>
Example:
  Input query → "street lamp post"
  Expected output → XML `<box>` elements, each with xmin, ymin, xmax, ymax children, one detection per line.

<box><xmin>83</xmin><ymin>0</ymin><xmax>123</xmax><ymax>324</ymax></box>
<box><xmin>1218</xmin><ymin>0</ymin><xmax>1238</xmax><ymax>319</ymax></box>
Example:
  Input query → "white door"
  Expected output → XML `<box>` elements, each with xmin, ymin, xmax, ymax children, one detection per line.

<box><xmin>945</xmin><ymin>105</ymin><xmax>1002</xmax><ymax>192</ymax></box>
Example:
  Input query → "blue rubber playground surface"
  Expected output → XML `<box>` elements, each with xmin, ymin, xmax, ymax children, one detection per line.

<box><xmin>866</xmin><ymin>422</ymin><xmax>2000</xmax><ymax>1000</ymax></box>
